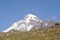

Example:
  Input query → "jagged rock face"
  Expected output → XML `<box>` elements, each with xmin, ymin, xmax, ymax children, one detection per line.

<box><xmin>3</xmin><ymin>14</ymin><xmax>55</xmax><ymax>32</ymax></box>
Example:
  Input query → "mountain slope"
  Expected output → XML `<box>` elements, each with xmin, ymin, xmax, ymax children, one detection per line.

<box><xmin>0</xmin><ymin>24</ymin><xmax>60</xmax><ymax>40</ymax></box>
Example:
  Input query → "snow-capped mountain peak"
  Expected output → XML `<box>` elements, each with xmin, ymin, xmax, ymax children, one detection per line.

<box><xmin>3</xmin><ymin>14</ymin><xmax>55</xmax><ymax>32</ymax></box>
<box><xmin>25</xmin><ymin>14</ymin><xmax>37</xmax><ymax>18</ymax></box>
<box><xmin>3</xmin><ymin>14</ymin><xmax>40</xmax><ymax>32</ymax></box>
<box><xmin>24</xmin><ymin>14</ymin><xmax>40</xmax><ymax>23</ymax></box>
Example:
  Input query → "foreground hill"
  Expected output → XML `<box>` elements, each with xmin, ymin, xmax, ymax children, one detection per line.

<box><xmin>0</xmin><ymin>23</ymin><xmax>60</xmax><ymax>40</ymax></box>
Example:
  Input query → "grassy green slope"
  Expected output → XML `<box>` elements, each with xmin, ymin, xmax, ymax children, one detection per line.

<box><xmin>0</xmin><ymin>24</ymin><xmax>60</xmax><ymax>40</ymax></box>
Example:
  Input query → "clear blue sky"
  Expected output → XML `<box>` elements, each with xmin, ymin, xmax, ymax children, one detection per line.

<box><xmin>0</xmin><ymin>0</ymin><xmax>60</xmax><ymax>32</ymax></box>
